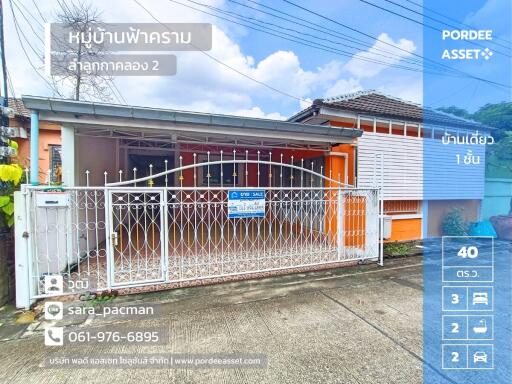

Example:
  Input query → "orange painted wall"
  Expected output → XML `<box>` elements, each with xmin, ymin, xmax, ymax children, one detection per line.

<box><xmin>10</xmin><ymin>117</ymin><xmax>61</xmax><ymax>183</ymax></box>
<box><xmin>323</xmin><ymin>141</ymin><xmax>368</xmax><ymax>249</ymax></box>
<box><xmin>329</xmin><ymin>120</ymin><xmax>423</xmax><ymax>243</ymax></box>
<box><xmin>177</xmin><ymin>144</ymin><xmax>325</xmax><ymax>188</ymax></box>
<box><xmin>386</xmin><ymin>218</ymin><xmax>422</xmax><ymax>241</ymax></box>
<box><xmin>329</xmin><ymin>143</ymin><xmax>356</xmax><ymax>185</ymax></box>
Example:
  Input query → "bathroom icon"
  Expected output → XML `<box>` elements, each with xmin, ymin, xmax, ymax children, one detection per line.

<box><xmin>472</xmin><ymin>319</ymin><xmax>488</xmax><ymax>334</ymax></box>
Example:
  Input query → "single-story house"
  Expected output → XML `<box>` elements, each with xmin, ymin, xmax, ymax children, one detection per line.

<box><xmin>289</xmin><ymin>91</ymin><xmax>493</xmax><ymax>240</ymax></box>
<box><xmin>15</xmin><ymin>96</ymin><xmax>381</xmax><ymax>308</ymax></box>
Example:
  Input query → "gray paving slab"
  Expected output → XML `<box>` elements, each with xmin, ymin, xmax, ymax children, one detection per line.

<box><xmin>0</xmin><ymin>257</ymin><xmax>427</xmax><ymax>384</ymax></box>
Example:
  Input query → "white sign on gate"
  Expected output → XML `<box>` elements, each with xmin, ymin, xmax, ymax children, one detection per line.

<box><xmin>228</xmin><ymin>190</ymin><xmax>265</xmax><ymax>218</ymax></box>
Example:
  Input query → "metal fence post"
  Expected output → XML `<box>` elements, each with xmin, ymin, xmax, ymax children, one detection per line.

<box><xmin>14</xmin><ymin>186</ymin><xmax>33</xmax><ymax>308</ymax></box>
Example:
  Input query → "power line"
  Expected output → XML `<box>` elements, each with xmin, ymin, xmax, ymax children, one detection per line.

<box><xmin>0</xmin><ymin>0</ymin><xmax>8</xmax><ymax>109</ymax></box>
<box><xmin>6</xmin><ymin>69</ymin><xmax>16</xmax><ymax>100</ymax></box>
<box><xmin>31</xmin><ymin>0</ymin><xmax>47</xmax><ymax>23</ymax></box>
<box><xmin>404</xmin><ymin>0</ymin><xmax>511</xmax><ymax>46</ymax></box>
<box><xmin>108</xmin><ymin>79</ymin><xmax>127</xmax><ymax>104</ymax></box>
<box><xmin>243</xmin><ymin>0</ymin><xmax>487</xmax><ymax>78</ymax></box>
<box><xmin>8</xmin><ymin>0</ymin><xmax>63</xmax><ymax>96</ymax></box>
<box><xmin>357</xmin><ymin>0</ymin><xmax>510</xmax><ymax>56</ymax></box>
<box><xmin>17</xmin><ymin>0</ymin><xmax>128</xmax><ymax>105</ymax></box>
<box><xmin>13</xmin><ymin>0</ymin><xmax>78</xmax><ymax>56</ymax></box>
<box><xmin>281</xmin><ymin>0</ymin><xmax>511</xmax><ymax>89</ymax></box>
<box><xmin>10</xmin><ymin>0</ymin><xmax>44</xmax><ymax>44</ymax></box>
<box><xmin>184</xmin><ymin>0</ymin><xmax>433</xmax><ymax>71</ymax></box>
<box><xmin>235</xmin><ymin>0</ymin><xmax>426</xmax><ymax>68</ymax></box>
<box><xmin>282</xmin><ymin>0</ymin><xmax>439</xmax><ymax>66</ymax></box>
<box><xmin>58</xmin><ymin>0</ymin><xmax>128</xmax><ymax>104</ymax></box>
<box><xmin>9</xmin><ymin>3</ymin><xmax>42</xmax><ymax>59</ymax></box>
<box><xmin>174</xmin><ymin>0</ymin><xmax>441</xmax><ymax>76</ymax></box>
<box><xmin>13</xmin><ymin>0</ymin><xmax>44</xmax><ymax>27</ymax></box>
<box><xmin>238</xmin><ymin>0</ymin><xmax>504</xmax><ymax>86</ymax></box>
<box><xmin>56</xmin><ymin>0</ymin><xmax>73</xmax><ymax>17</ymax></box>
<box><xmin>180</xmin><ymin>0</ymin><xmax>476</xmax><ymax>79</ymax></box>
<box><xmin>133</xmin><ymin>0</ymin><xmax>306</xmax><ymax>103</ymax></box>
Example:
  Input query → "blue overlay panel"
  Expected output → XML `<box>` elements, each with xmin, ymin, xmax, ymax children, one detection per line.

<box><xmin>423</xmin><ymin>1</ymin><xmax>511</xmax><ymax>382</ymax></box>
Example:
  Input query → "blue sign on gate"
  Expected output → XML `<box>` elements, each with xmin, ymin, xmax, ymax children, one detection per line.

<box><xmin>227</xmin><ymin>190</ymin><xmax>265</xmax><ymax>218</ymax></box>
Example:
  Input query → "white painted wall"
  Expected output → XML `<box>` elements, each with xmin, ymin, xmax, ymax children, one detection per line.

<box><xmin>357</xmin><ymin>132</ymin><xmax>486</xmax><ymax>201</ymax></box>
<box><xmin>61</xmin><ymin>126</ymin><xmax>75</xmax><ymax>186</ymax></box>
<box><xmin>423</xmin><ymin>137</ymin><xmax>485</xmax><ymax>200</ymax></box>
<box><xmin>357</xmin><ymin>133</ymin><xmax>423</xmax><ymax>200</ymax></box>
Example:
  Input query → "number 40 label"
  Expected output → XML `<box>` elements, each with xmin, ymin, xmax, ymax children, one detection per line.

<box><xmin>458</xmin><ymin>246</ymin><xmax>479</xmax><ymax>259</ymax></box>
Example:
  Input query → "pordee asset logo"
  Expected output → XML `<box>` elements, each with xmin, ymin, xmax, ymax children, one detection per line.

<box><xmin>441</xmin><ymin>30</ymin><xmax>494</xmax><ymax>60</ymax></box>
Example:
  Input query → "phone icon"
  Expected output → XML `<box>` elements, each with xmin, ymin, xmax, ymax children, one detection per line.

<box><xmin>44</xmin><ymin>327</ymin><xmax>64</xmax><ymax>346</ymax></box>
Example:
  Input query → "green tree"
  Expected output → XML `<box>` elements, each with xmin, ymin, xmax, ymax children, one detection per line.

<box><xmin>437</xmin><ymin>102</ymin><xmax>512</xmax><ymax>139</ymax></box>
<box><xmin>472</xmin><ymin>102</ymin><xmax>512</xmax><ymax>134</ymax></box>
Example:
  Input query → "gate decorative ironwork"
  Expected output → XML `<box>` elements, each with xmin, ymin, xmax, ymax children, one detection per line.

<box><xmin>20</xmin><ymin>150</ymin><xmax>382</xmax><ymax>300</ymax></box>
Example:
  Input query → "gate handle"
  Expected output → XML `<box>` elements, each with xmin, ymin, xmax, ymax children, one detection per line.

<box><xmin>111</xmin><ymin>231</ymin><xmax>118</xmax><ymax>246</ymax></box>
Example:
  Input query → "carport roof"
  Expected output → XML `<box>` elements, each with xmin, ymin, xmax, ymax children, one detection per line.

<box><xmin>22</xmin><ymin>96</ymin><xmax>362</xmax><ymax>144</ymax></box>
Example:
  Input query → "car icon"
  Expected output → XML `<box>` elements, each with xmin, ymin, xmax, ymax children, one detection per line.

<box><xmin>472</xmin><ymin>292</ymin><xmax>489</xmax><ymax>305</ymax></box>
<box><xmin>473</xmin><ymin>351</ymin><xmax>488</xmax><ymax>363</ymax></box>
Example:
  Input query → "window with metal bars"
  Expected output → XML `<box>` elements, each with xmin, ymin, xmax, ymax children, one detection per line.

<box><xmin>383</xmin><ymin>200</ymin><xmax>420</xmax><ymax>215</ymax></box>
<box><xmin>49</xmin><ymin>145</ymin><xmax>62</xmax><ymax>184</ymax></box>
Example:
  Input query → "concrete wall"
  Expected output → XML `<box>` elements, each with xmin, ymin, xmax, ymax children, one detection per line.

<box><xmin>17</xmin><ymin>126</ymin><xmax>61</xmax><ymax>183</ymax></box>
<box><xmin>481</xmin><ymin>178</ymin><xmax>512</xmax><ymax>220</ymax></box>
<box><xmin>427</xmin><ymin>199</ymin><xmax>481</xmax><ymax>237</ymax></box>
<box><xmin>76</xmin><ymin>135</ymin><xmax>119</xmax><ymax>186</ymax></box>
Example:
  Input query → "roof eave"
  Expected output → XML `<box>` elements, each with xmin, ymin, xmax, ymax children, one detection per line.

<box><xmin>287</xmin><ymin>105</ymin><xmax>319</xmax><ymax>123</ymax></box>
<box><xmin>22</xmin><ymin>96</ymin><xmax>362</xmax><ymax>143</ymax></box>
<box><xmin>318</xmin><ymin>103</ymin><xmax>495</xmax><ymax>131</ymax></box>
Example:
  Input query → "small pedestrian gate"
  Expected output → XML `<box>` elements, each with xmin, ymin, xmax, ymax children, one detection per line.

<box><xmin>109</xmin><ymin>189</ymin><xmax>167</xmax><ymax>286</ymax></box>
<box><xmin>15</xmin><ymin>153</ymin><xmax>382</xmax><ymax>305</ymax></box>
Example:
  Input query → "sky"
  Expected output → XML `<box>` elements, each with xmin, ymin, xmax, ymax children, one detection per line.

<box><xmin>4</xmin><ymin>0</ymin><xmax>510</xmax><ymax>120</ymax></box>
<box><xmin>423</xmin><ymin>0</ymin><xmax>511</xmax><ymax>113</ymax></box>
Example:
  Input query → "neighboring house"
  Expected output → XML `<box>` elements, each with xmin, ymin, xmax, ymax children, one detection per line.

<box><xmin>289</xmin><ymin>91</ymin><xmax>493</xmax><ymax>240</ymax></box>
<box><xmin>7</xmin><ymin>98</ymin><xmax>62</xmax><ymax>184</ymax></box>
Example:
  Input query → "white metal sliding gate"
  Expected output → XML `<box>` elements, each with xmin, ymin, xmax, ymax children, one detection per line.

<box><xmin>17</xmin><ymin>154</ymin><xmax>382</xmax><ymax>302</ymax></box>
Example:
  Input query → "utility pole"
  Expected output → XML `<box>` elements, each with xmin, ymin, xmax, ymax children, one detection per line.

<box><xmin>0</xmin><ymin>0</ymin><xmax>7</xmax><ymax>109</ymax></box>
<box><xmin>0</xmin><ymin>0</ymin><xmax>15</xmax><ymax>163</ymax></box>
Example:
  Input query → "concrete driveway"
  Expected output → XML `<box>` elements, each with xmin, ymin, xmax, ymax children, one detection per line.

<box><xmin>0</xmin><ymin>256</ymin><xmax>425</xmax><ymax>384</ymax></box>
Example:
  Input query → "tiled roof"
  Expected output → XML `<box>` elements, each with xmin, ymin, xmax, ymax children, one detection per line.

<box><xmin>8</xmin><ymin>98</ymin><xmax>30</xmax><ymax>118</ymax></box>
<box><xmin>290</xmin><ymin>90</ymin><xmax>493</xmax><ymax>130</ymax></box>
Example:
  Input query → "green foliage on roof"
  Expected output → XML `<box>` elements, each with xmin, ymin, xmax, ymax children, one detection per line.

<box><xmin>438</xmin><ymin>102</ymin><xmax>512</xmax><ymax>138</ymax></box>
<box><xmin>438</xmin><ymin>102</ymin><xmax>512</xmax><ymax>179</ymax></box>
<box><xmin>486</xmin><ymin>131</ymin><xmax>512</xmax><ymax>178</ymax></box>
<box><xmin>437</xmin><ymin>106</ymin><xmax>472</xmax><ymax>120</ymax></box>
<box><xmin>473</xmin><ymin>102</ymin><xmax>512</xmax><ymax>133</ymax></box>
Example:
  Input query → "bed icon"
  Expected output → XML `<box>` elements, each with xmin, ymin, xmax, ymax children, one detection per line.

<box><xmin>472</xmin><ymin>292</ymin><xmax>488</xmax><ymax>306</ymax></box>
